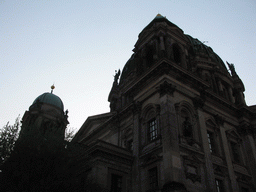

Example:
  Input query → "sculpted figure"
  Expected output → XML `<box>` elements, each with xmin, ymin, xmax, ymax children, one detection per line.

<box><xmin>226</xmin><ymin>61</ymin><xmax>236</xmax><ymax>75</ymax></box>
<box><xmin>114</xmin><ymin>69</ymin><xmax>120</xmax><ymax>84</ymax></box>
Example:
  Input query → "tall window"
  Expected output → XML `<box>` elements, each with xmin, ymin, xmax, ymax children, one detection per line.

<box><xmin>173</xmin><ymin>44</ymin><xmax>181</xmax><ymax>64</ymax></box>
<box><xmin>207</xmin><ymin>131</ymin><xmax>216</xmax><ymax>154</ymax></box>
<box><xmin>111</xmin><ymin>174</ymin><xmax>122</xmax><ymax>192</ymax></box>
<box><xmin>215</xmin><ymin>179</ymin><xmax>224</xmax><ymax>192</ymax></box>
<box><xmin>230</xmin><ymin>141</ymin><xmax>241</xmax><ymax>163</ymax></box>
<box><xmin>149</xmin><ymin>167</ymin><xmax>158</xmax><ymax>189</ymax></box>
<box><xmin>127</xmin><ymin>139</ymin><xmax>133</xmax><ymax>151</ymax></box>
<box><xmin>148</xmin><ymin>118</ymin><xmax>158</xmax><ymax>141</ymax></box>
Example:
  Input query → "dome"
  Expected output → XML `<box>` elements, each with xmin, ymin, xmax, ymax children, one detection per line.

<box><xmin>185</xmin><ymin>35</ymin><xmax>228</xmax><ymax>71</ymax></box>
<box><xmin>119</xmin><ymin>15</ymin><xmax>229</xmax><ymax>86</ymax></box>
<box><xmin>32</xmin><ymin>92</ymin><xmax>64</xmax><ymax>110</ymax></box>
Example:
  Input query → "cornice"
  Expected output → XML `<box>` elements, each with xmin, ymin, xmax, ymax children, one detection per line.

<box><xmin>120</xmin><ymin>58</ymin><xmax>209</xmax><ymax>96</ymax></box>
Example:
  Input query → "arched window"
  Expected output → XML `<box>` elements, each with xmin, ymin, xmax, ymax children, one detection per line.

<box><xmin>148</xmin><ymin>118</ymin><xmax>158</xmax><ymax>142</ymax></box>
<box><xmin>141</xmin><ymin>104</ymin><xmax>160</xmax><ymax>145</ymax></box>
<box><xmin>181</xmin><ymin>109</ymin><xmax>193</xmax><ymax>138</ymax></box>
<box><xmin>206</xmin><ymin>119</ymin><xmax>219</xmax><ymax>155</ymax></box>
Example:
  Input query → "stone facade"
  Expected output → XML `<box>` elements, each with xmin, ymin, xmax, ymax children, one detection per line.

<box><xmin>73</xmin><ymin>15</ymin><xmax>256</xmax><ymax>192</ymax></box>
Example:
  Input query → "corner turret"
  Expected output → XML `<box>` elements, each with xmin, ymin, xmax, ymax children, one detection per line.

<box><xmin>19</xmin><ymin>86</ymin><xmax>69</xmax><ymax>140</ymax></box>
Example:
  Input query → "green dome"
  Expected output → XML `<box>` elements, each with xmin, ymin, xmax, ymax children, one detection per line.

<box><xmin>32</xmin><ymin>92</ymin><xmax>64</xmax><ymax>110</ymax></box>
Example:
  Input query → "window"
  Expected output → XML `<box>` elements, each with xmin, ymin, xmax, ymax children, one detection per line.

<box><xmin>111</xmin><ymin>174</ymin><xmax>122</xmax><ymax>192</ymax></box>
<box><xmin>215</xmin><ymin>179</ymin><xmax>224</xmax><ymax>192</ymax></box>
<box><xmin>173</xmin><ymin>44</ymin><xmax>181</xmax><ymax>63</ymax></box>
<box><xmin>182</xmin><ymin>117</ymin><xmax>193</xmax><ymax>138</ymax></box>
<box><xmin>207</xmin><ymin>131</ymin><xmax>216</xmax><ymax>154</ymax></box>
<box><xmin>230</xmin><ymin>141</ymin><xmax>241</xmax><ymax>163</ymax></box>
<box><xmin>148</xmin><ymin>118</ymin><xmax>158</xmax><ymax>141</ymax></box>
<box><xmin>149</xmin><ymin>167</ymin><xmax>158</xmax><ymax>189</ymax></box>
<box><xmin>127</xmin><ymin>139</ymin><xmax>133</xmax><ymax>150</ymax></box>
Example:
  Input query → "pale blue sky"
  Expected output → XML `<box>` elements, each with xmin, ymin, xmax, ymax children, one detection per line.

<box><xmin>1</xmin><ymin>0</ymin><xmax>256</xmax><ymax>130</ymax></box>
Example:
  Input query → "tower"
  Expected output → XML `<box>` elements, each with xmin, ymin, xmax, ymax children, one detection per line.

<box><xmin>19</xmin><ymin>86</ymin><xmax>69</xmax><ymax>141</ymax></box>
<box><xmin>1</xmin><ymin>86</ymin><xmax>70</xmax><ymax>192</ymax></box>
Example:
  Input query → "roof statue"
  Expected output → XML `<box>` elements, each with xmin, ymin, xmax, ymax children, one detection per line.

<box><xmin>226</xmin><ymin>61</ymin><xmax>236</xmax><ymax>76</ymax></box>
<box><xmin>114</xmin><ymin>69</ymin><xmax>120</xmax><ymax>84</ymax></box>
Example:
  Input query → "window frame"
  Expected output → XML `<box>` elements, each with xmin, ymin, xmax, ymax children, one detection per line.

<box><xmin>148</xmin><ymin>118</ymin><xmax>158</xmax><ymax>142</ymax></box>
<box><xmin>229</xmin><ymin>141</ymin><xmax>241</xmax><ymax>164</ymax></box>
<box><xmin>205</xmin><ymin>119</ymin><xmax>222</xmax><ymax>157</ymax></box>
<box><xmin>207</xmin><ymin>131</ymin><xmax>217</xmax><ymax>154</ymax></box>
<box><xmin>180</xmin><ymin>109</ymin><xmax>193</xmax><ymax>139</ymax></box>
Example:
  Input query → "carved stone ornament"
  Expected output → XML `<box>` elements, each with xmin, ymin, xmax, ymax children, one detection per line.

<box><xmin>214</xmin><ymin>114</ymin><xmax>225</xmax><ymax>126</ymax></box>
<box><xmin>132</xmin><ymin>101</ymin><xmax>141</xmax><ymax>114</ymax></box>
<box><xmin>140</xmin><ymin>154</ymin><xmax>162</xmax><ymax>167</ymax></box>
<box><xmin>183</xmin><ymin>155</ymin><xmax>203</xmax><ymax>183</ymax></box>
<box><xmin>213</xmin><ymin>164</ymin><xmax>228</xmax><ymax>177</ymax></box>
<box><xmin>158</xmin><ymin>81</ymin><xmax>176</xmax><ymax>97</ymax></box>
<box><xmin>236</xmin><ymin>174</ymin><xmax>252</xmax><ymax>185</ymax></box>
<box><xmin>192</xmin><ymin>96</ymin><xmax>205</xmax><ymax>109</ymax></box>
<box><xmin>237</xmin><ymin>123</ymin><xmax>254</xmax><ymax>136</ymax></box>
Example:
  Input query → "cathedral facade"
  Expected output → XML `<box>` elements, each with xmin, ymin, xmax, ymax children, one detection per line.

<box><xmin>72</xmin><ymin>14</ymin><xmax>256</xmax><ymax>192</ymax></box>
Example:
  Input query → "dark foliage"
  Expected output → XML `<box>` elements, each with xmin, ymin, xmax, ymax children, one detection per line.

<box><xmin>0</xmin><ymin>128</ymin><xmax>105</xmax><ymax>192</ymax></box>
<box><xmin>0</xmin><ymin>116</ymin><xmax>20</xmax><ymax>167</ymax></box>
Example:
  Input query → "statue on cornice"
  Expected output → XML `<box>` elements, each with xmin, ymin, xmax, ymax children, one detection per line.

<box><xmin>114</xmin><ymin>69</ymin><xmax>120</xmax><ymax>84</ymax></box>
<box><xmin>226</xmin><ymin>61</ymin><xmax>236</xmax><ymax>76</ymax></box>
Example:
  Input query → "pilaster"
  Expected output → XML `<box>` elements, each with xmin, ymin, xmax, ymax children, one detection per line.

<box><xmin>159</xmin><ymin>81</ymin><xmax>184</xmax><ymax>189</ymax></box>
<box><xmin>238</xmin><ymin>125</ymin><xmax>256</xmax><ymax>189</ymax></box>
<box><xmin>132</xmin><ymin>101</ymin><xmax>141</xmax><ymax>192</ymax></box>
<box><xmin>219</xmin><ymin>124</ymin><xmax>239</xmax><ymax>192</ymax></box>
<box><xmin>197</xmin><ymin>109</ymin><xmax>216</xmax><ymax>192</ymax></box>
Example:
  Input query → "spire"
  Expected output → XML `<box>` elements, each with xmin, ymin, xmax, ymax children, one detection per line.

<box><xmin>51</xmin><ymin>84</ymin><xmax>55</xmax><ymax>94</ymax></box>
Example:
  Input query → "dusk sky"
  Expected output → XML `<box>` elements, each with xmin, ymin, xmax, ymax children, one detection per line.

<box><xmin>1</xmin><ymin>0</ymin><xmax>256</xmax><ymax>131</ymax></box>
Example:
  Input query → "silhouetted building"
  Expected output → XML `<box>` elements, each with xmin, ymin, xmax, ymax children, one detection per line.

<box><xmin>73</xmin><ymin>14</ymin><xmax>256</xmax><ymax>192</ymax></box>
<box><xmin>1</xmin><ymin>89</ymin><xmax>71</xmax><ymax>192</ymax></box>
<box><xmin>20</xmin><ymin>91</ymin><xmax>69</xmax><ymax>141</ymax></box>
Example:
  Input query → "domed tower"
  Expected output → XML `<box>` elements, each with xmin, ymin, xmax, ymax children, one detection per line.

<box><xmin>19</xmin><ymin>86</ymin><xmax>69</xmax><ymax>141</ymax></box>
<box><xmin>105</xmin><ymin>14</ymin><xmax>255</xmax><ymax>192</ymax></box>
<box><xmin>109</xmin><ymin>14</ymin><xmax>246</xmax><ymax>111</ymax></box>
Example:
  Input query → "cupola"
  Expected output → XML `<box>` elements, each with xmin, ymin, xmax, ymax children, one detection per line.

<box><xmin>20</xmin><ymin>86</ymin><xmax>69</xmax><ymax>140</ymax></box>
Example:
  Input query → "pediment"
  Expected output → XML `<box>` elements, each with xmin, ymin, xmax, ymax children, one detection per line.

<box><xmin>226</xmin><ymin>128</ymin><xmax>241</xmax><ymax>142</ymax></box>
<box><xmin>72</xmin><ymin>112</ymin><xmax>115</xmax><ymax>142</ymax></box>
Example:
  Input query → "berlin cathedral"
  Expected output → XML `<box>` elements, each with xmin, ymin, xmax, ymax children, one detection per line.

<box><xmin>5</xmin><ymin>14</ymin><xmax>256</xmax><ymax>192</ymax></box>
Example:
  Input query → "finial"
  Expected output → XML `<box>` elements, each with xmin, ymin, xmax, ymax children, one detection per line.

<box><xmin>156</xmin><ymin>13</ymin><xmax>162</xmax><ymax>17</ymax></box>
<box><xmin>51</xmin><ymin>84</ymin><xmax>55</xmax><ymax>93</ymax></box>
